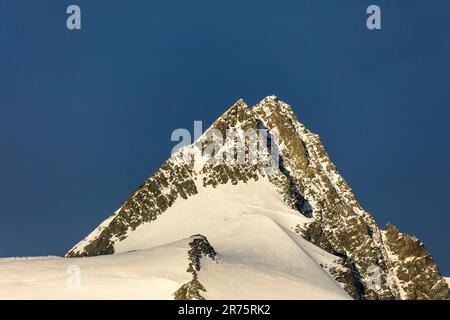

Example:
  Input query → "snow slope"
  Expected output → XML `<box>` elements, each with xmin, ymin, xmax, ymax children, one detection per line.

<box><xmin>0</xmin><ymin>180</ymin><xmax>350</xmax><ymax>299</ymax></box>
<box><xmin>0</xmin><ymin>240</ymin><xmax>191</xmax><ymax>299</ymax></box>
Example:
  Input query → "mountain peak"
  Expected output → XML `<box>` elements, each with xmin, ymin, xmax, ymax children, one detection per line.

<box><xmin>262</xmin><ymin>94</ymin><xmax>279</xmax><ymax>102</ymax></box>
<box><xmin>211</xmin><ymin>98</ymin><xmax>254</xmax><ymax>131</ymax></box>
<box><xmin>65</xmin><ymin>97</ymin><xmax>448</xmax><ymax>301</ymax></box>
<box><xmin>225</xmin><ymin>98</ymin><xmax>248</xmax><ymax>113</ymax></box>
<box><xmin>252</xmin><ymin>95</ymin><xmax>298</xmax><ymax>122</ymax></box>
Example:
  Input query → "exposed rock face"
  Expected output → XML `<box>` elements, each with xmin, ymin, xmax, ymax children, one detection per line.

<box><xmin>319</xmin><ymin>255</ymin><xmax>363</xmax><ymax>300</ymax></box>
<box><xmin>382</xmin><ymin>225</ymin><xmax>449</xmax><ymax>300</ymax></box>
<box><xmin>173</xmin><ymin>235</ymin><xmax>217</xmax><ymax>300</ymax></box>
<box><xmin>66</xmin><ymin>96</ymin><xmax>448</xmax><ymax>300</ymax></box>
<box><xmin>254</xmin><ymin>97</ymin><xmax>393</xmax><ymax>299</ymax></box>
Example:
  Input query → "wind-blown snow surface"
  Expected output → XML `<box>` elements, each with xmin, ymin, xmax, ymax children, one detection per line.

<box><xmin>0</xmin><ymin>180</ymin><xmax>350</xmax><ymax>299</ymax></box>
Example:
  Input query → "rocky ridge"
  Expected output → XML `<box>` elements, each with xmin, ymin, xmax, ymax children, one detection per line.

<box><xmin>173</xmin><ymin>235</ymin><xmax>217</xmax><ymax>300</ymax></box>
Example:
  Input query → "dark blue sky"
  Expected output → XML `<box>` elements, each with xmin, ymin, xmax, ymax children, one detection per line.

<box><xmin>1</xmin><ymin>1</ymin><xmax>449</xmax><ymax>274</ymax></box>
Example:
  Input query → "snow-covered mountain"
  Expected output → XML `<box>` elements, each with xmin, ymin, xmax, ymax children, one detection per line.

<box><xmin>1</xmin><ymin>96</ymin><xmax>448</xmax><ymax>300</ymax></box>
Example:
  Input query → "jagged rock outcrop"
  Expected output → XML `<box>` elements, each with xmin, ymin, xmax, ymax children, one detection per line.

<box><xmin>66</xmin><ymin>96</ymin><xmax>448</xmax><ymax>300</ymax></box>
<box><xmin>173</xmin><ymin>235</ymin><xmax>217</xmax><ymax>300</ymax></box>
<box><xmin>382</xmin><ymin>224</ymin><xmax>449</xmax><ymax>300</ymax></box>
<box><xmin>319</xmin><ymin>255</ymin><xmax>363</xmax><ymax>300</ymax></box>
